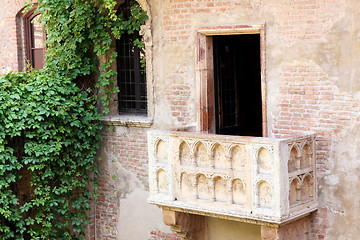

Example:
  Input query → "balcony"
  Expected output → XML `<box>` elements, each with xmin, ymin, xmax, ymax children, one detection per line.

<box><xmin>148</xmin><ymin>130</ymin><xmax>317</xmax><ymax>225</ymax></box>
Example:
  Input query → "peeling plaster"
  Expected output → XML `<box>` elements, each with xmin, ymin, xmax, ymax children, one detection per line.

<box><xmin>321</xmin><ymin>123</ymin><xmax>360</xmax><ymax>239</ymax></box>
<box><xmin>98</xmin><ymin>0</ymin><xmax>360</xmax><ymax>238</ymax></box>
<box><xmin>117</xmin><ymin>188</ymin><xmax>170</xmax><ymax>240</ymax></box>
<box><xmin>99</xmin><ymin>126</ymin><xmax>171</xmax><ymax>239</ymax></box>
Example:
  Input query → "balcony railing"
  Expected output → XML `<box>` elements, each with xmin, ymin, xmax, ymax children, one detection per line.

<box><xmin>148</xmin><ymin>130</ymin><xmax>317</xmax><ymax>224</ymax></box>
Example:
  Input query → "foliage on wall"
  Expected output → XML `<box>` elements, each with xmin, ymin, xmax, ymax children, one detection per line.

<box><xmin>0</xmin><ymin>0</ymin><xmax>147</xmax><ymax>239</ymax></box>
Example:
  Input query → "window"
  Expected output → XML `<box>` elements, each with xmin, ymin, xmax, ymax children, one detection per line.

<box><xmin>25</xmin><ymin>10</ymin><xmax>45</xmax><ymax>70</ymax></box>
<box><xmin>117</xmin><ymin>0</ymin><xmax>147</xmax><ymax>114</ymax></box>
<box><xmin>196</xmin><ymin>24</ymin><xmax>267</xmax><ymax>137</ymax></box>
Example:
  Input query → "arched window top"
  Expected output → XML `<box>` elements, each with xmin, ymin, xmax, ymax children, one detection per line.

<box><xmin>117</xmin><ymin>0</ymin><xmax>132</xmax><ymax>18</ymax></box>
<box><xmin>25</xmin><ymin>9</ymin><xmax>45</xmax><ymax>70</ymax></box>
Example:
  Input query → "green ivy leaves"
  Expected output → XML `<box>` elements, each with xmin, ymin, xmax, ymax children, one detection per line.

<box><xmin>0</xmin><ymin>0</ymin><xmax>147</xmax><ymax>239</ymax></box>
<box><xmin>0</xmin><ymin>69</ymin><xmax>101</xmax><ymax>239</ymax></box>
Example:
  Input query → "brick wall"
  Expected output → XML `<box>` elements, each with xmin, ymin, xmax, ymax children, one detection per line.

<box><xmin>161</xmin><ymin>0</ymin><xmax>346</xmax><ymax>45</ymax></box>
<box><xmin>155</xmin><ymin>1</ymin><xmax>355</xmax><ymax>239</ymax></box>
<box><xmin>160</xmin><ymin>0</ymin><xmax>347</xmax><ymax>127</ymax></box>
<box><xmin>149</xmin><ymin>230</ymin><xmax>182</xmax><ymax>240</ymax></box>
<box><xmin>0</xmin><ymin>0</ymin><xmax>26</xmax><ymax>75</ymax></box>
<box><xmin>273</xmin><ymin>64</ymin><xmax>359</xmax><ymax>174</ymax></box>
<box><xmin>162</xmin><ymin>0</ymin><xmax>259</xmax><ymax>44</ymax></box>
<box><xmin>166</xmin><ymin>81</ymin><xmax>192</xmax><ymax>125</ymax></box>
<box><xmin>84</xmin><ymin>197</ymin><xmax>96</xmax><ymax>240</ymax></box>
<box><xmin>272</xmin><ymin>64</ymin><xmax>359</xmax><ymax>239</ymax></box>
<box><xmin>266</xmin><ymin>0</ymin><xmax>346</xmax><ymax>42</ymax></box>
<box><xmin>102</xmin><ymin>127</ymin><xmax>149</xmax><ymax>182</ymax></box>
<box><xmin>96</xmin><ymin>126</ymin><xmax>150</xmax><ymax>238</ymax></box>
<box><xmin>2</xmin><ymin>0</ymin><xmax>359</xmax><ymax>239</ymax></box>
<box><xmin>95</xmin><ymin>166</ymin><xmax>118</xmax><ymax>239</ymax></box>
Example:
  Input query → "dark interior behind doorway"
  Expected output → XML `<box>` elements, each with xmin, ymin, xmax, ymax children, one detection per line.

<box><xmin>213</xmin><ymin>34</ymin><xmax>262</xmax><ymax>137</ymax></box>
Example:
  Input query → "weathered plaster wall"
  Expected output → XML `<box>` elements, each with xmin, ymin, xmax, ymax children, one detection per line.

<box><xmin>145</xmin><ymin>0</ymin><xmax>360</xmax><ymax>239</ymax></box>
<box><xmin>270</xmin><ymin>1</ymin><xmax>360</xmax><ymax>239</ymax></box>
<box><xmin>2</xmin><ymin>0</ymin><xmax>360</xmax><ymax>239</ymax></box>
<box><xmin>96</xmin><ymin>125</ymin><xmax>173</xmax><ymax>239</ymax></box>
<box><xmin>208</xmin><ymin>217</ymin><xmax>261</xmax><ymax>240</ymax></box>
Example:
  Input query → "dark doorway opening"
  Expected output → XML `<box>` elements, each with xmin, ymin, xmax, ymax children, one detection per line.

<box><xmin>213</xmin><ymin>34</ymin><xmax>262</xmax><ymax>137</ymax></box>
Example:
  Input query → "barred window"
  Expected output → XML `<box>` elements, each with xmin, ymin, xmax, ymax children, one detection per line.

<box><xmin>117</xmin><ymin>0</ymin><xmax>147</xmax><ymax>114</ymax></box>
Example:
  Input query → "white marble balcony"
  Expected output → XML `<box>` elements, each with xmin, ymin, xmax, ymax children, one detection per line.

<box><xmin>148</xmin><ymin>130</ymin><xmax>317</xmax><ymax>224</ymax></box>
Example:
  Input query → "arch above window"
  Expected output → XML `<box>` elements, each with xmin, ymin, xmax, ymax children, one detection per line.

<box><xmin>25</xmin><ymin>9</ymin><xmax>45</xmax><ymax>70</ymax></box>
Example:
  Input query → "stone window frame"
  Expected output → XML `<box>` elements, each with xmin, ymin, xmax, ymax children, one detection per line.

<box><xmin>195</xmin><ymin>23</ymin><xmax>267</xmax><ymax>137</ymax></box>
<box><xmin>103</xmin><ymin>0</ymin><xmax>154</xmax><ymax>128</ymax></box>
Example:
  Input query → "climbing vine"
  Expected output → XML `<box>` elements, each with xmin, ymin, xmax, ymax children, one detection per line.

<box><xmin>0</xmin><ymin>0</ymin><xmax>147</xmax><ymax>239</ymax></box>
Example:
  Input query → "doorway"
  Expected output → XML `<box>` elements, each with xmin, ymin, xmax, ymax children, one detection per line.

<box><xmin>213</xmin><ymin>34</ymin><xmax>262</xmax><ymax>137</ymax></box>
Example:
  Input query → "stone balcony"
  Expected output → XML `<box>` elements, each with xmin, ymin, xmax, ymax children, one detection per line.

<box><xmin>148</xmin><ymin>130</ymin><xmax>317</xmax><ymax>225</ymax></box>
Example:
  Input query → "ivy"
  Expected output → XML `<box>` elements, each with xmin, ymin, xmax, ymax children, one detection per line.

<box><xmin>0</xmin><ymin>0</ymin><xmax>147</xmax><ymax>239</ymax></box>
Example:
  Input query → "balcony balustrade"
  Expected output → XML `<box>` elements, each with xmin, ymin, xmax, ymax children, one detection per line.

<box><xmin>148</xmin><ymin>130</ymin><xmax>317</xmax><ymax>224</ymax></box>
